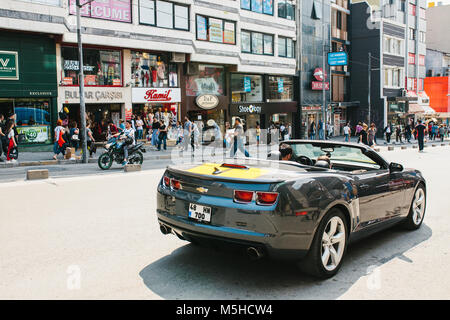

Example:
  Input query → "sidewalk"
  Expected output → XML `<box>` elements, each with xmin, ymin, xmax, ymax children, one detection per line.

<box><xmin>1</xmin><ymin>136</ymin><xmax>449</xmax><ymax>168</ymax></box>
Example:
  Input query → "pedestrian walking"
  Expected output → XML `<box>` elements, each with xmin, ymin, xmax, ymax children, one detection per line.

<box><xmin>359</xmin><ymin>123</ymin><xmax>369</xmax><ymax>146</ymax></box>
<box><xmin>207</xmin><ymin>119</ymin><xmax>222</xmax><ymax>156</ymax></box>
<box><xmin>230</xmin><ymin>117</ymin><xmax>250</xmax><ymax>158</ymax></box>
<box><xmin>280</xmin><ymin>122</ymin><xmax>286</xmax><ymax>141</ymax></box>
<box><xmin>151</xmin><ymin>118</ymin><xmax>160</xmax><ymax>147</ymax></box>
<box><xmin>183</xmin><ymin>116</ymin><xmax>193</xmax><ymax>152</ymax></box>
<box><xmin>343</xmin><ymin>122</ymin><xmax>351</xmax><ymax>142</ymax></box>
<box><xmin>157</xmin><ymin>119</ymin><xmax>167</xmax><ymax>151</ymax></box>
<box><xmin>0</xmin><ymin>114</ymin><xmax>5</xmax><ymax>162</ymax></box>
<box><xmin>53</xmin><ymin>119</ymin><xmax>66</xmax><ymax>160</ymax></box>
<box><xmin>405</xmin><ymin>123</ymin><xmax>412</xmax><ymax>143</ymax></box>
<box><xmin>69</xmin><ymin>121</ymin><xmax>80</xmax><ymax>152</ymax></box>
<box><xmin>309</xmin><ymin>121</ymin><xmax>316</xmax><ymax>140</ymax></box>
<box><xmin>413</xmin><ymin>120</ymin><xmax>426</xmax><ymax>152</ymax></box>
<box><xmin>395</xmin><ymin>125</ymin><xmax>402</xmax><ymax>143</ymax></box>
<box><xmin>135</xmin><ymin>116</ymin><xmax>144</xmax><ymax>140</ymax></box>
<box><xmin>355</xmin><ymin>122</ymin><xmax>363</xmax><ymax>143</ymax></box>
<box><xmin>318</xmin><ymin>119</ymin><xmax>324</xmax><ymax>140</ymax></box>
<box><xmin>368</xmin><ymin>123</ymin><xmax>376</xmax><ymax>147</ymax></box>
<box><xmin>5</xmin><ymin>121</ymin><xmax>17</xmax><ymax>163</ymax></box>
<box><xmin>439</xmin><ymin>124</ymin><xmax>445</xmax><ymax>142</ymax></box>
<box><xmin>86</xmin><ymin>121</ymin><xmax>96</xmax><ymax>158</ymax></box>
<box><xmin>256</xmin><ymin>122</ymin><xmax>261</xmax><ymax>145</ymax></box>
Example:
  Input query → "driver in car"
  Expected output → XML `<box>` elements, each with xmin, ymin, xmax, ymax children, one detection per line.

<box><xmin>280</xmin><ymin>143</ymin><xmax>293</xmax><ymax>161</ymax></box>
<box><xmin>315</xmin><ymin>155</ymin><xmax>332</xmax><ymax>169</ymax></box>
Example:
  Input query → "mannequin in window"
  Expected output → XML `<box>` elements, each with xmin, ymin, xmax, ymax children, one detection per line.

<box><xmin>156</xmin><ymin>56</ymin><xmax>165</xmax><ymax>87</ymax></box>
<box><xmin>151</xmin><ymin>66</ymin><xmax>157</xmax><ymax>87</ymax></box>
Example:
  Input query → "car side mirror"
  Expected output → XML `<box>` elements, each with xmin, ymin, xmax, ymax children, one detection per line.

<box><xmin>389</xmin><ymin>162</ymin><xmax>403</xmax><ymax>173</ymax></box>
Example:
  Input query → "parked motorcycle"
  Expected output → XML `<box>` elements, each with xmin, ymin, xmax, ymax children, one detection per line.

<box><xmin>98</xmin><ymin>135</ymin><xmax>146</xmax><ymax>170</ymax></box>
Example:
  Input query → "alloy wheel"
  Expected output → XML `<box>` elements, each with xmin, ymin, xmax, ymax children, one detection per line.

<box><xmin>412</xmin><ymin>188</ymin><xmax>426</xmax><ymax>225</ymax></box>
<box><xmin>321</xmin><ymin>216</ymin><xmax>346</xmax><ymax>271</ymax></box>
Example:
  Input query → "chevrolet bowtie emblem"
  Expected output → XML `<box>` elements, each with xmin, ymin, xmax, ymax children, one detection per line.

<box><xmin>196</xmin><ymin>187</ymin><xmax>208</xmax><ymax>193</ymax></box>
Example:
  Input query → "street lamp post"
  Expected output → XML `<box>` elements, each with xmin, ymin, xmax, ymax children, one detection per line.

<box><xmin>75</xmin><ymin>0</ymin><xmax>93</xmax><ymax>164</ymax></box>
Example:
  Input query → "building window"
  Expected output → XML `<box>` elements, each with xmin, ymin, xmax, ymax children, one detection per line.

<box><xmin>400</xmin><ymin>0</ymin><xmax>406</xmax><ymax>12</ymax></box>
<box><xmin>409</xmin><ymin>28</ymin><xmax>415</xmax><ymax>40</ymax></box>
<box><xmin>419</xmin><ymin>31</ymin><xmax>426</xmax><ymax>43</ymax></box>
<box><xmin>418</xmin><ymin>78</ymin><xmax>424</xmax><ymax>91</ymax></box>
<box><xmin>278</xmin><ymin>0</ymin><xmax>295</xmax><ymax>20</ymax></box>
<box><xmin>278</xmin><ymin>36</ymin><xmax>294</xmax><ymax>58</ymax></box>
<box><xmin>384</xmin><ymin>67</ymin><xmax>403</xmax><ymax>88</ymax></box>
<box><xmin>312</xmin><ymin>0</ymin><xmax>322</xmax><ymax>20</ymax></box>
<box><xmin>384</xmin><ymin>36</ymin><xmax>403</xmax><ymax>55</ymax></box>
<box><xmin>267</xmin><ymin>76</ymin><xmax>293</xmax><ymax>102</ymax></box>
<box><xmin>139</xmin><ymin>0</ymin><xmax>189</xmax><ymax>31</ymax></box>
<box><xmin>130</xmin><ymin>52</ymin><xmax>177</xmax><ymax>88</ymax></box>
<box><xmin>185</xmin><ymin>64</ymin><xmax>225</xmax><ymax>96</ymax></box>
<box><xmin>419</xmin><ymin>7</ymin><xmax>426</xmax><ymax>19</ymax></box>
<box><xmin>231</xmin><ymin>74</ymin><xmax>263</xmax><ymax>103</ymax></box>
<box><xmin>409</xmin><ymin>4</ymin><xmax>416</xmax><ymax>16</ymax></box>
<box><xmin>20</xmin><ymin>0</ymin><xmax>62</xmax><ymax>6</ymax></box>
<box><xmin>336</xmin><ymin>10</ymin><xmax>342</xmax><ymax>29</ymax></box>
<box><xmin>241</xmin><ymin>0</ymin><xmax>274</xmax><ymax>15</ymax></box>
<box><xmin>61</xmin><ymin>47</ymin><xmax>122</xmax><ymax>86</ymax></box>
<box><xmin>408</xmin><ymin>52</ymin><xmax>415</xmax><ymax>64</ymax></box>
<box><xmin>241</xmin><ymin>30</ymin><xmax>274</xmax><ymax>55</ymax></box>
<box><xmin>196</xmin><ymin>15</ymin><xmax>236</xmax><ymax>44</ymax></box>
<box><xmin>418</xmin><ymin>55</ymin><xmax>425</xmax><ymax>66</ymax></box>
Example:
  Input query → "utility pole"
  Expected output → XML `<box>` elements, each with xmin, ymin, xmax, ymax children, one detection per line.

<box><xmin>321</xmin><ymin>0</ymin><xmax>326</xmax><ymax>140</ymax></box>
<box><xmin>75</xmin><ymin>0</ymin><xmax>93</xmax><ymax>164</ymax></box>
<box><xmin>368</xmin><ymin>52</ymin><xmax>371</xmax><ymax>125</ymax></box>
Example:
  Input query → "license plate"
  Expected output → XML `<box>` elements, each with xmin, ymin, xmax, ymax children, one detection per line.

<box><xmin>188</xmin><ymin>203</ymin><xmax>211</xmax><ymax>223</ymax></box>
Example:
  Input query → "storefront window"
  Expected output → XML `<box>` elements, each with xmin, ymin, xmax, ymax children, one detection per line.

<box><xmin>0</xmin><ymin>98</ymin><xmax>51</xmax><ymax>144</ymax></box>
<box><xmin>186</xmin><ymin>64</ymin><xmax>225</xmax><ymax>96</ymax></box>
<box><xmin>267</xmin><ymin>76</ymin><xmax>294</xmax><ymax>102</ymax></box>
<box><xmin>130</xmin><ymin>51</ymin><xmax>176</xmax><ymax>88</ymax></box>
<box><xmin>231</xmin><ymin>74</ymin><xmax>263</xmax><ymax>103</ymax></box>
<box><xmin>62</xmin><ymin>47</ymin><xmax>122</xmax><ymax>86</ymax></box>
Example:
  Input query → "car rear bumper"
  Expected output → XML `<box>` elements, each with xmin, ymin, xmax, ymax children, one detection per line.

<box><xmin>157</xmin><ymin>189</ymin><xmax>313</xmax><ymax>260</ymax></box>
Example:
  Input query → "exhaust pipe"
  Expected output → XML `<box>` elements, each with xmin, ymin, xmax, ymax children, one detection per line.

<box><xmin>160</xmin><ymin>224</ymin><xmax>172</xmax><ymax>235</ymax></box>
<box><xmin>247</xmin><ymin>247</ymin><xmax>264</xmax><ymax>260</ymax></box>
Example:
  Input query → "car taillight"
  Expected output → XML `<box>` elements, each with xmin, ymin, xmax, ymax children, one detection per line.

<box><xmin>256</xmin><ymin>192</ymin><xmax>279</xmax><ymax>205</ymax></box>
<box><xmin>170</xmin><ymin>178</ymin><xmax>181</xmax><ymax>190</ymax></box>
<box><xmin>234</xmin><ymin>190</ymin><xmax>254</xmax><ymax>203</ymax></box>
<box><xmin>163</xmin><ymin>176</ymin><xmax>170</xmax><ymax>187</ymax></box>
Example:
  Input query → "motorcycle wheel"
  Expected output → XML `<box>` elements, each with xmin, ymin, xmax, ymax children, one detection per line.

<box><xmin>129</xmin><ymin>151</ymin><xmax>144</xmax><ymax>165</ymax></box>
<box><xmin>98</xmin><ymin>153</ymin><xmax>113</xmax><ymax>170</ymax></box>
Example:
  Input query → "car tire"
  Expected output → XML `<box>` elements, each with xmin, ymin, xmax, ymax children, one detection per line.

<box><xmin>298</xmin><ymin>208</ymin><xmax>348</xmax><ymax>279</ymax></box>
<box><xmin>402</xmin><ymin>184</ymin><xmax>426</xmax><ymax>230</ymax></box>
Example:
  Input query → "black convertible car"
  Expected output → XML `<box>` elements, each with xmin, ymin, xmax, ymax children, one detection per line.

<box><xmin>156</xmin><ymin>140</ymin><xmax>426</xmax><ymax>278</ymax></box>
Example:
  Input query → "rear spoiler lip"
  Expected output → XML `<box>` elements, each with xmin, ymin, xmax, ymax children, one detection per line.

<box><xmin>166</xmin><ymin>167</ymin><xmax>286</xmax><ymax>184</ymax></box>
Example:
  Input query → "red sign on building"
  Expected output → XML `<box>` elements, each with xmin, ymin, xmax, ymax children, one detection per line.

<box><xmin>312</xmin><ymin>81</ymin><xmax>330</xmax><ymax>90</ymax></box>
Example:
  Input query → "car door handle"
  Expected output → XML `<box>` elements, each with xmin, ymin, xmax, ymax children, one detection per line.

<box><xmin>360</xmin><ymin>184</ymin><xmax>370</xmax><ymax>189</ymax></box>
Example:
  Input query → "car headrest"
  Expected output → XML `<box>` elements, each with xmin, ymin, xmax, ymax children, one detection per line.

<box><xmin>315</xmin><ymin>160</ymin><xmax>330</xmax><ymax>168</ymax></box>
<box><xmin>267</xmin><ymin>150</ymin><xmax>281</xmax><ymax>160</ymax></box>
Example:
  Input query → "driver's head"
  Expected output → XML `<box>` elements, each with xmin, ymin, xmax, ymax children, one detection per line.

<box><xmin>316</xmin><ymin>155</ymin><xmax>332</xmax><ymax>168</ymax></box>
<box><xmin>125</xmin><ymin>120</ymin><xmax>131</xmax><ymax>129</ymax></box>
<box><xmin>280</xmin><ymin>143</ymin><xmax>293</xmax><ymax>161</ymax></box>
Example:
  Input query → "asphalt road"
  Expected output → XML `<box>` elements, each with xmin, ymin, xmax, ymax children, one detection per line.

<box><xmin>0</xmin><ymin>146</ymin><xmax>449</xmax><ymax>299</ymax></box>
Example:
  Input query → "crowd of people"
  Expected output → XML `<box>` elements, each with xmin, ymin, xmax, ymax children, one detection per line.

<box><xmin>341</xmin><ymin>119</ymin><xmax>449</xmax><ymax>152</ymax></box>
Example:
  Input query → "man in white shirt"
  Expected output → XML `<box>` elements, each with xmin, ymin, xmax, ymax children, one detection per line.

<box><xmin>343</xmin><ymin>123</ymin><xmax>351</xmax><ymax>142</ymax></box>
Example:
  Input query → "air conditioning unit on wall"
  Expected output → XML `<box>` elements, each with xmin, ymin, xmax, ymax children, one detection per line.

<box><xmin>186</xmin><ymin>63</ymin><xmax>199</xmax><ymax>75</ymax></box>
<box><xmin>171</xmin><ymin>52</ymin><xmax>185</xmax><ymax>63</ymax></box>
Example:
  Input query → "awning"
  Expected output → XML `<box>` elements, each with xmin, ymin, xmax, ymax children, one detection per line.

<box><xmin>408</xmin><ymin>104</ymin><xmax>436</xmax><ymax>114</ymax></box>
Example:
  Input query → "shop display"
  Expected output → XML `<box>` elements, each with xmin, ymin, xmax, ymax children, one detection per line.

<box><xmin>186</xmin><ymin>65</ymin><xmax>225</xmax><ymax>96</ymax></box>
<box><xmin>130</xmin><ymin>52</ymin><xmax>174</xmax><ymax>88</ymax></box>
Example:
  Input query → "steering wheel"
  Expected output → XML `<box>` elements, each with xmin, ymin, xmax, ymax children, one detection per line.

<box><xmin>298</xmin><ymin>155</ymin><xmax>314</xmax><ymax>166</ymax></box>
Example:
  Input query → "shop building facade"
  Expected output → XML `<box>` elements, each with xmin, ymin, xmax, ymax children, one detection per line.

<box><xmin>1</xmin><ymin>0</ymin><xmax>298</xmax><ymax>142</ymax></box>
<box><xmin>0</xmin><ymin>30</ymin><xmax>58</xmax><ymax>150</ymax></box>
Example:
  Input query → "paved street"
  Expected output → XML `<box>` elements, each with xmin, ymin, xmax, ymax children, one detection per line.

<box><xmin>0</xmin><ymin>146</ymin><xmax>449</xmax><ymax>299</ymax></box>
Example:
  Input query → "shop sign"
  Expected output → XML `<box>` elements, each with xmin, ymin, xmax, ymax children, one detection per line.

<box><xmin>278</xmin><ymin>78</ymin><xmax>284</xmax><ymax>93</ymax></box>
<box><xmin>244</xmin><ymin>77</ymin><xmax>251</xmax><ymax>92</ymax></box>
<box><xmin>132</xmin><ymin>88</ymin><xmax>181</xmax><ymax>103</ymax></box>
<box><xmin>63</xmin><ymin>60</ymin><xmax>95</xmax><ymax>72</ymax></box>
<box><xmin>0</xmin><ymin>51</ymin><xmax>19</xmax><ymax>80</ymax></box>
<box><xmin>29</xmin><ymin>91</ymin><xmax>53</xmax><ymax>96</ymax></box>
<box><xmin>312</xmin><ymin>81</ymin><xmax>330</xmax><ymax>90</ymax></box>
<box><xmin>196</xmin><ymin>94</ymin><xmax>219</xmax><ymax>110</ymax></box>
<box><xmin>63</xmin><ymin>77</ymin><xmax>73</xmax><ymax>85</ymax></box>
<box><xmin>64</xmin><ymin>88</ymin><xmax>124</xmax><ymax>102</ymax></box>
<box><xmin>302</xmin><ymin>106</ymin><xmax>322</xmax><ymax>111</ymax></box>
<box><xmin>313</xmin><ymin>68</ymin><xmax>327</xmax><ymax>81</ymax></box>
<box><xmin>238</xmin><ymin>105</ymin><xmax>262</xmax><ymax>114</ymax></box>
<box><xmin>125</xmin><ymin>105</ymin><xmax>132</xmax><ymax>121</ymax></box>
<box><xmin>328</xmin><ymin>52</ymin><xmax>348</xmax><ymax>66</ymax></box>
<box><xmin>69</xmin><ymin>0</ymin><xmax>132</xmax><ymax>23</ymax></box>
<box><xmin>16</xmin><ymin>125</ymin><xmax>50</xmax><ymax>144</ymax></box>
